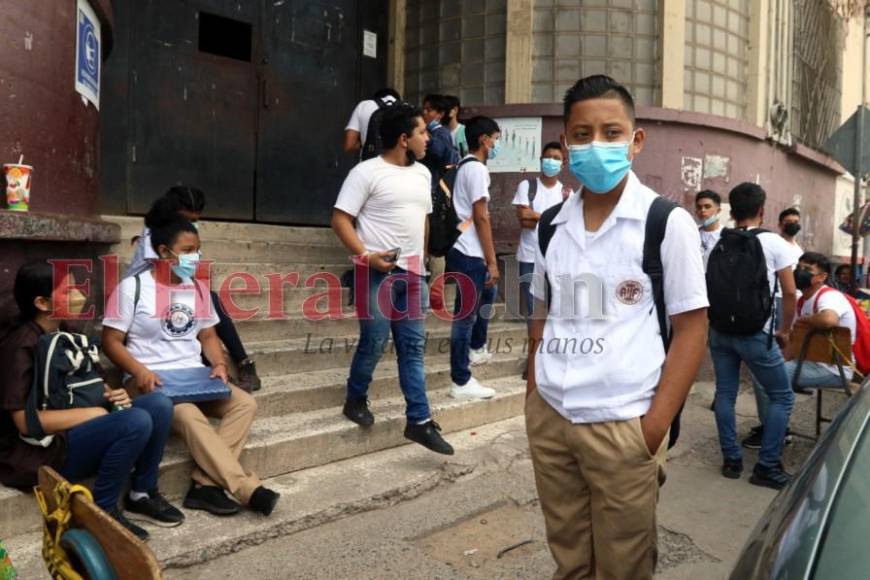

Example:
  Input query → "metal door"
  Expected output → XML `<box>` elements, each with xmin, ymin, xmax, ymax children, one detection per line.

<box><xmin>126</xmin><ymin>0</ymin><xmax>258</xmax><ymax>219</ymax></box>
<box><xmin>255</xmin><ymin>0</ymin><xmax>388</xmax><ymax>225</ymax></box>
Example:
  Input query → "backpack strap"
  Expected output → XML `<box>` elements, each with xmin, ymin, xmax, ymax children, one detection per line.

<box><xmin>641</xmin><ymin>197</ymin><xmax>679</xmax><ymax>351</ymax></box>
<box><xmin>133</xmin><ymin>273</ymin><xmax>141</xmax><ymax>314</ymax></box>
<box><xmin>527</xmin><ymin>178</ymin><xmax>538</xmax><ymax>206</ymax></box>
<box><xmin>537</xmin><ymin>200</ymin><xmax>567</xmax><ymax>309</ymax></box>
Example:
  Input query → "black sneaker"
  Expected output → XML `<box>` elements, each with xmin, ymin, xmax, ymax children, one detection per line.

<box><xmin>749</xmin><ymin>463</ymin><xmax>792</xmax><ymax>490</ymax></box>
<box><xmin>721</xmin><ymin>459</ymin><xmax>743</xmax><ymax>479</ymax></box>
<box><xmin>404</xmin><ymin>420</ymin><xmax>455</xmax><ymax>455</ymax></box>
<box><xmin>237</xmin><ymin>359</ymin><xmax>262</xmax><ymax>392</ymax></box>
<box><xmin>125</xmin><ymin>491</ymin><xmax>185</xmax><ymax>527</ymax></box>
<box><xmin>109</xmin><ymin>509</ymin><xmax>149</xmax><ymax>541</ymax></box>
<box><xmin>183</xmin><ymin>484</ymin><xmax>241</xmax><ymax>516</ymax></box>
<box><xmin>741</xmin><ymin>425</ymin><xmax>764</xmax><ymax>449</ymax></box>
<box><xmin>343</xmin><ymin>398</ymin><xmax>374</xmax><ymax>426</ymax></box>
<box><xmin>249</xmin><ymin>486</ymin><xmax>280</xmax><ymax>516</ymax></box>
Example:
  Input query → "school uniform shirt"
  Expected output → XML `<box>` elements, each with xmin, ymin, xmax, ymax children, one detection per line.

<box><xmin>103</xmin><ymin>270</ymin><xmax>220</xmax><ymax>371</ymax></box>
<box><xmin>345</xmin><ymin>96</ymin><xmax>397</xmax><ymax>146</ymax></box>
<box><xmin>775</xmin><ymin>239</ymin><xmax>803</xmax><ymax>299</ymax></box>
<box><xmin>334</xmin><ymin>156</ymin><xmax>432</xmax><ymax>275</ymax></box>
<box><xmin>0</xmin><ymin>321</ymin><xmax>66</xmax><ymax>488</ymax></box>
<box><xmin>530</xmin><ymin>172</ymin><xmax>709</xmax><ymax>424</ymax></box>
<box><xmin>799</xmin><ymin>286</ymin><xmax>857</xmax><ymax>379</ymax></box>
<box><xmin>452</xmin><ymin>155</ymin><xmax>490</xmax><ymax>260</ymax></box>
<box><xmin>512</xmin><ymin>177</ymin><xmax>565</xmax><ymax>264</ymax></box>
<box><xmin>451</xmin><ymin>123</ymin><xmax>469</xmax><ymax>158</ymax></box>
<box><xmin>699</xmin><ymin>226</ymin><xmax>722</xmax><ymax>270</ymax></box>
<box><xmin>755</xmin><ymin>231</ymin><xmax>799</xmax><ymax>332</ymax></box>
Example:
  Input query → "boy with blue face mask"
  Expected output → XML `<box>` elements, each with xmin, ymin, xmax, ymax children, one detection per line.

<box><xmin>695</xmin><ymin>189</ymin><xmax>723</xmax><ymax>270</ymax></box>
<box><xmin>524</xmin><ymin>76</ymin><xmax>709</xmax><ymax>579</ymax></box>
<box><xmin>421</xmin><ymin>94</ymin><xmax>460</xmax><ymax>192</ymax></box>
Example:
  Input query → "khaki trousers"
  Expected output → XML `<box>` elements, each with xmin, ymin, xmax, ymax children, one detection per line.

<box><xmin>171</xmin><ymin>385</ymin><xmax>261</xmax><ymax>504</ymax></box>
<box><xmin>525</xmin><ymin>390</ymin><xmax>667</xmax><ymax>580</ymax></box>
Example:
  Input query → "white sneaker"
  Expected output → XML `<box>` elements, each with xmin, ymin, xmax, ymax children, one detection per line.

<box><xmin>449</xmin><ymin>377</ymin><xmax>496</xmax><ymax>400</ymax></box>
<box><xmin>469</xmin><ymin>346</ymin><xmax>493</xmax><ymax>366</ymax></box>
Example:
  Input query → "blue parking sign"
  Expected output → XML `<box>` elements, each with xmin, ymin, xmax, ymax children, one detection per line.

<box><xmin>75</xmin><ymin>0</ymin><xmax>100</xmax><ymax>109</ymax></box>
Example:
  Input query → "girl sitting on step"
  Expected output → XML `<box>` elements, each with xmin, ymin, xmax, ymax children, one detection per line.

<box><xmin>126</xmin><ymin>185</ymin><xmax>262</xmax><ymax>393</ymax></box>
<box><xmin>0</xmin><ymin>261</ymin><xmax>182</xmax><ymax>541</ymax></box>
<box><xmin>103</xmin><ymin>219</ymin><xmax>279</xmax><ymax>517</ymax></box>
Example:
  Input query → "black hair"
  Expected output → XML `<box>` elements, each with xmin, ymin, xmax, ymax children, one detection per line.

<box><xmin>13</xmin><ymin>261</ymin><xmax>55</xmax><ymax>322</ymax></box>
<box><xmin>799</xmin><ymin>252</ymin><xmax>832</xmax><ymax>276</ymax></box>
<box><xmin>563</xmin><ymin>75</ymin><xmax>636</xmax><ymax>126</ymax></box>
<box><xmin>779</xmin><ymin>207</ymin><xmax>800</xmax><ymax>223</ymax></box>
<box><xmin>728</xmin><ymin>182</ymin><xmax>766</xmax><ymax>221</ymax></box>
<box><xmin>541</xmin><ymin>141</ymin><xmax>563</xmax><ymax>157</ymax></box>
<box><xmin>373</xmin><ymin>88</ymin><xmax>400</xmax><ymax>101</ymax></box>
<box><xmin>144</xmin><ymin>186</ymin><xmax>207</xmax><ymax>230</ymax></box>
<box><xmin>465</xmin><ymin>116</ymin><xmax>501</xmax><ymax>152</ymax></box>
<box><xmin>150</xmin><ymin>219</ymin><xmax>199</xmax><ymax>255</ymax></box>
<box><xmin>379</xmin><ymin>103</ymin><xmax>423</xmax><ymax>150</ymax></box>
<box><xmin>423</xmin><ymin>94</ymin><xmax>451</xmax><ymax>116</ymax></box>
<box><xmin>441</xmin><ymin>95</ymin><xmax>461</xmax><ymax>125</ymax></box>
<box><xmin>696</xmin><ymin>189</ymin><xmax>721</xmax><ymax>205</ymax></box>
<box><xmin>835</xmin><ymin>263</ymin><xmax>851</xmax><ymax>277</ymax></box>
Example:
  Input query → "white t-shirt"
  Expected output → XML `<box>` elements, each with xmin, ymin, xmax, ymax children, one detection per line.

<box><xmin>334</xmin><ymin>156</ymin><xmax>432</xmax><ymax>275</ymax></box>
<box><xmin>756</xmin><ymin>231</ymin><xmax>800</xmax><ymax>332</ymax></box>
<box><xmin>799</xmin><ymin>286</ymin><xmax>857</xmax><ymax>379</ymax></box>
<box><xmin>103</xmin><ymin>270</ymin><xmax>219</xmax><ymax>371</ymax></box>
<box><xmin>512</xmin><ymin>178</ymin><xmax>564</xmax><ymax>263</ymax></box>
<box><xmin>775</xmin><ymin>239</ymin><xmax>804</xmax><ymax>298</ymax></box>
<box><xmin>125</xmin><ymin>227</ymin><xmax>158</xmax><ymax>279</ymax></box>
<box><xmin>452</xmin><ymin>156</ymin><xmax>490</xmax><ymax>259</ymax></box>
<box><xmin>345</xmin><ymin>96</ymin><xmax>397</xmax><ymax>146</ymax></box>
<box><xmin>699</xmin><ymin>226</ymin><xmax>722</xmax><ymax>270</ymax></box>
<box><xmin>530</xmin><ymin>172</ymin><xmax>709</xmax><ymax>423</ymax></box>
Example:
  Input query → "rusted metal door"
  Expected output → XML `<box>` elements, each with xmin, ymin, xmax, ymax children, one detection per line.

<box><xmin>126</xmin><ymin>0</ymin><xmax>258</xmax><ymax>219</ymax></box>
<box><xmin>255</xmin><ymin>0</ymin><xmax>362</xmax><ymax>225</ymax></box>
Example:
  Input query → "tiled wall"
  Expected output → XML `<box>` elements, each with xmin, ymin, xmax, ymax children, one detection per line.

<box><xmin>531</xmin><ymin>0</ymin><xmax>660</xmax><ymax>106</ymax></box>
<box><xmin>404</xmin><ymin>0</ymin><xmax>508</xmax><ymax>106</ymax></box>
<box><xmin>683</xmin><ymin>0</ymin><xmax>750</xmax><ymax>119</ymax></box>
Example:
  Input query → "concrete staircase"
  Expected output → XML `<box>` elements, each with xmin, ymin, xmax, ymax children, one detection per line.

<box><xmin>0</xmin><ymin>217</ymin><xmax>528</xmax><ymax>540</ymax></box>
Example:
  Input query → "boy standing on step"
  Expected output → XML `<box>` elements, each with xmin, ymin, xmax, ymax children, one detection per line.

<box><xmin>332</xmin><ymin>103</ymin><xmax>454</xmax><ymax>456</ymax></box>
<box><xmin>525</xmin><ymin>75</ymin><xmax>709</xmax><ymax>579</ymax></box>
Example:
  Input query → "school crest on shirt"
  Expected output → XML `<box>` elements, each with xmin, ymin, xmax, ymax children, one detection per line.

<box><xmin>162</xmin><ymin>302</ymin><xmax>196</xmax><ymax>337</ymax></box>
<box><xmin>616</xmin><ymin>280</ymin><xmax>644</xmax><ymax>305</ymax></box>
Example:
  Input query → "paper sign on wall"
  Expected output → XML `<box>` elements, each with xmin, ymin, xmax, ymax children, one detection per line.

<box><xmin>75</xmin><ymin>0</ymin><xmax>101</xmax><ymax>109</ymax></box>
<box><xmin>488</xmin><ymin>117</ymin><xmax>543</xmax><ymax>174</ymax></box>
<box><xmin>363</xmin><ymin>30</ymin><xmax>377</xmax><ymax>59</ymax></box>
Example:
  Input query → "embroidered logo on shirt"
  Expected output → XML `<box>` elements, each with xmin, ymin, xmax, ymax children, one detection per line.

<box><xmin>616</xmin><ymin>280</ymin><xmax>644</xmax><ymax>305</ymax></box>
<box><xmin>163</xmin><ymin>303</ymin><xmax>196</xmax><ymax>338</ymax></box>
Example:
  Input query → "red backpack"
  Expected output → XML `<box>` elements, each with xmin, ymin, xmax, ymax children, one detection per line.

<box><xmin>798</xmin><ymin>286</ymin><xmax>870</xmax><ymax>375</ymax></box>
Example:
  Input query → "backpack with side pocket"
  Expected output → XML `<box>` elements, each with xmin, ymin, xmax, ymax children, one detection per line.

<box><xmin>515</xmin><ymin>178</ymin><xmax>538</xmax><ymax>227</ymax></box>
<box><xmin>799</xmin><ymin>286</ymin><xmax>870</xmax><ymax>375</ymax></box>
<box><xmin>706</xmin><ymin>228</ymin><xmax>776</xmax><ymax>339</ymax></box>
<box><xmin>428</xmin><ymin>157</ymin><xmax>481</xmax><ymax>258</ymax></box>
<box><xmin>23</xmin><ymin>332</ymin><xmax>105</xmax><ymax>446</ymax></box>
<box><xmin>537</xmin><ymin>195</ymin><xmax>686</xmax><ymax>448</ymax></box>
<box><xmin>360</xmin><ymin>97</ymin><xmax>395</xmax><ymax>161</ymax></box>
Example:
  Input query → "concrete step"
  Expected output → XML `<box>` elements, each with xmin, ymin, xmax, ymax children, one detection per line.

<box><xmin>0</xmin><ymin>378</ymin><xmax>526</xmax><ymax>538</ymax></box>
<box><xmin>246</xmin><ymin>322</ymin><xmax>529</xmax><ymax>376</ymax></box>
<box><xmin>104</xmin><ymin>216</ymin><xmax>338</xmax><ymax>246</ymax></box>
<box><xmin>4</xmin><ymin>416</ymin><xmax>529</xmax><ymax>578</ymax></box>
<box><xmin>252</xmin><ymin>353</ymin><xmax>525</xmax><ymax>417</ymax></box>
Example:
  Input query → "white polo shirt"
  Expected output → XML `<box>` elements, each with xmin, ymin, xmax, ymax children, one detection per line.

<box><xmin>531</xmin><ymin>172</ymin><xmax>709</xmax><ymax>423</ymax></box>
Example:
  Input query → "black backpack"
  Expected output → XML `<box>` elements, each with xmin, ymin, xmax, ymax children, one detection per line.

<box><xmin>428</xmin><ymin>157</ymin><xmax>481</xmax><ymax>258</ymax></box>
<box><xmin>23</xmin><ymin>332</ymin><xmax>105</xmax><ymax>445</ymax></box>
<box><xmin>538</xmin><ymin>196</ymin><xmax>686</xmax><ymax>448</ymax></box>
<box><xmin>706</xmin><ymin>228</ymin><xmax>777</xmax><ymax>341</ymax></box>
<box><xmin>360</xmin><ymin>97</ymin><xmax>394</xmax><ymax>161</ymax></box>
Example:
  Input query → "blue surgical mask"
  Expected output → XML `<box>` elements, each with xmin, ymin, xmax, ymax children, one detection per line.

<box><xmin>541</xmin><ymin>158</ymin><xmax>562</xmax><ymax>178</ymax></box>
<box><xmin>427</xmin><ymin>119</ymin><xmax>440</xmax><ymax>131</ymax></box>
<box><xmin>568</xmin><ymin>139</ymin><xmax>633</xmax><ymax>194</ymax></box>
<box><xmin>488</xmin><ymin>138</ymin><xmax>502</xmax><ymax>160</ymax></box>
<box><xmin>190</xmin><ymin>221</ymin><xmax>199</xmax><ymax>231</ymax></box>
<box><xmin>699</xmin><ymin>214</ymin><xmax>719</xmax><ymax>228</ymax></box>
<box><xmin>170</xmin><ymin>250</ymin><xmax>201</xmax><ymax>279</ymax></box>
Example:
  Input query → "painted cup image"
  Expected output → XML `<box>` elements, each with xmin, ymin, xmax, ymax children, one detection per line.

<box><xmin>4</xmin><ymin>163</ymin><xmax>32</xmax><ymax>211</ymax></box>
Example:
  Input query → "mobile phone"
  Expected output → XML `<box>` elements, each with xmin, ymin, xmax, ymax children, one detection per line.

<box><xmin>384</xmin><ymin>247</ymin><xmax>401</xmax><ymax>263</ymax></box>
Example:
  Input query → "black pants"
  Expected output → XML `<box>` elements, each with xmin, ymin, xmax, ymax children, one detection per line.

<box><xmin>211</xmin><ymin>290</ymin><xmax>247</xmax><ymax>363</ymax></box>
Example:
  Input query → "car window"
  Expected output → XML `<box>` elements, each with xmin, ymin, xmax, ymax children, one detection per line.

<box><xmin>812</xmin><ymin>424</ymin><xmax>870</xmax><ymax>578</ymax></box>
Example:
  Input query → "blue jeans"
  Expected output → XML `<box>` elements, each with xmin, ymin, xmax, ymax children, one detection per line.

<box><xmin>346</xmin><ymin>267</ymin><xmax>431</xmax><ymax>423</ymax></box>
<box><xmin>710</xmin><ymin>329</ymin><xmax>794</xmax><ymax>468</ymax></box>
<box><xmin>447</xmin><ymin>249</ymin><xmax>496</xmax><ymax>385</ymax></box>
<box><xmin>784</xmin><ymin>360</ymin><xmax>848</xmax><ymax>389</ymax></box>
<box><xmin>60</xmin><ymin>392</ymin><xmax>174</xmax><ymax>511</ymax></box>
<box><xmin>519</xmin><ymin>261</ymin><xmax>535</xmax><ymax>320</ymax></box>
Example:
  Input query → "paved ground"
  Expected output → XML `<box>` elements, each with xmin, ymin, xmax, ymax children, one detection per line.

<box><xmin>167</xmin><ymin>380</ymin><xmax>844</xmax><ymax>580</ymax></box>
